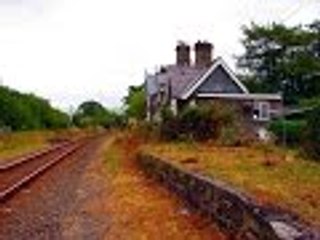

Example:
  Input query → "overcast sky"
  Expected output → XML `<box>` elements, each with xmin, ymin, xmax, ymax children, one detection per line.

<box><xmin>0</xmin><ymin>0</ymin><xmax>319</xmax><ymax>111</ymax></box>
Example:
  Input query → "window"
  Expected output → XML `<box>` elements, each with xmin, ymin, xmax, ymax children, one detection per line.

<box><xmin>253</xmin><ymin>101</ymin><xmax>270</xmax><ymax>121</ymax></box>
<box><xmin>260</xmin><ymin>102</ymin><xmax>270</xmax><ymax>120</ymax></box>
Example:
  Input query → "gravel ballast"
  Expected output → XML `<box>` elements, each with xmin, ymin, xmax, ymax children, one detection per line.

<box><xmin>0</xmin><ymin>137</ymin><xmax>105</xmax><ymax>240</ymax></box>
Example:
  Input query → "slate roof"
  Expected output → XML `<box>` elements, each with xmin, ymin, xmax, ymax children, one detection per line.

<box><xmin>145</xmin><ymin>63</ymin><xmax>212</xmax><ymax>99</ymax></box>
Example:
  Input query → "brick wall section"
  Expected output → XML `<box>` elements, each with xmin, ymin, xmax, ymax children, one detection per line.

<box><xmin>137</xmin><ymin>154</ymin><xmax>320</xmax><ymax>240</ymax></box>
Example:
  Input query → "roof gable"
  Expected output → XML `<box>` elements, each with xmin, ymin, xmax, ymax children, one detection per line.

<box><xmin>181</xmin><ymin>58</ymin><xmax>248</xmax><ymax>99</ymax></box>
<box><xmin>196</xmin><ymin>65</ymin><xmax>244</xmax><ymax>94</ymax></box>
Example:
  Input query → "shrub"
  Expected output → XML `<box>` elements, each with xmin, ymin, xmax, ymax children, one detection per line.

<box><xmin>178</xmin><ymin>105</ymin><xmax>215</xmax><ymax>141</ymax></box>
<box><xmin>158</xmin><ymin>107</ymin><xmax>179</xmax><ymax>140</ymax></box>
<box><xmin>218</xmin><ymin>126</ymin><xmax>241</xmax><ymax>146</ymax></box>
<box><xmin>159</xmin><ymin>105</ymin><xmax>214</xmax><ymax>141</ymax></box>
<box><xmin>303</xmin><ymin>104</ymin><xmax>320</xmax><ymax>161</ymax></box>
<box><xmin>133</xmin><ymin>121</ymin><xmax>158</xmax><ymax>141</ymax></box>
<box><xmin>268</xmin><ymin>119</ymin><xmax>306</xmax><ymax>146</ymax></box>
<box><xmin>159</xmin><ymin>103</ymin><xmax>244</xmax><ymax>144</ymax></box>
<box><xmin>210</xmin><ymin>102</ymin><xmax>238</xmax><ymax>128</ymax></box>
<box><xmin>210</xmin><ymin>102</ymin><xmax>249</xmax><ymax>146</ymax></box>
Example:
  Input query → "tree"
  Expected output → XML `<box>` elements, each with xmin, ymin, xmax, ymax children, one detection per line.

<box><xmin>73</xmin><ymin>101</ymin><xmax>108</xmax><ymax>128</ymax></box>
<box><xmin>238</xmin><ymin>20</ymin><xmax>320</xmax><ymax>105</ymax></box>
<box><xmin>0</xmin><ymin>86</ymin><xmax>69</xmax><ymax>131</ymax></box>
<box><xmin>123</xmin><ymin>85</ymin><xmax>146</xmax><ymax>120</ymax></box>
<box><xmin>72</xmin><ymin>100</ymin><xmax>125</xmax><ymax>128</ymax></box>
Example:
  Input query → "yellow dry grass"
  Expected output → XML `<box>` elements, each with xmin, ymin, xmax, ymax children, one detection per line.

<box><xmin>102</xmin><ymin>134</ymin><xmax>225</xmax><ymax>239</ymax></box>
<box><xmin>0</xmin><ymin>128</ymin><xmax>89</xmax><ymax>162</ymax></box>
<box><xmin>0</xmin><ymin>131</ymin><xmax>52</xmax><ymax>161</ymax></box>
<box><xmin>142</xmin><ymin>142</ymin><xmax>320</xmax><ymax>227</ymax></box>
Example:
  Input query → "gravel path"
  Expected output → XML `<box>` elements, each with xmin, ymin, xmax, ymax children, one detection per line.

<box><xmin>60</xmin><ymin>138</ymin><xmax>112</xmax><ymax>240</ymax></box>
<box><xmin>0</xmin><ymin>137</ymin><xmax>105</xmax><ymax>240</ymax></box>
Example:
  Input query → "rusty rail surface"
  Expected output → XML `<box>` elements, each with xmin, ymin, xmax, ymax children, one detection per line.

<box><xmin>0</xmin><ymin>140</ymin><xmax>86</xmax><ymax>202</ymax></box>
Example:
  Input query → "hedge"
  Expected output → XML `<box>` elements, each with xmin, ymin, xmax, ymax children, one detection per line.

<box><xmin>268</xmin><ymin>119</ymin><xmax>306</xmax><ymax>145</ymax></box>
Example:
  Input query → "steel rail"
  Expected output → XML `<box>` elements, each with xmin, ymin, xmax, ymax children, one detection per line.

<box><xmin>0</xmin><ymin>141</ymin><xmax>73</xmax><ymax>171</ymax></box>
<box><xmin>0</xmin><ymin>140</ymin><xmax>85</xmax><ymax>202</ymax></box>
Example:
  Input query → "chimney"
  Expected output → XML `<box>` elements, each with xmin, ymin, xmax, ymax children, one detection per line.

<box><xmin>176</xmin><ymin>41</ymin><xmax>190</xmax><ymax>66</ymax></box>
<box><xmin>195</xmin><ymin>41</ymin><xmax>213</xmax><ymax>68</ymax></box>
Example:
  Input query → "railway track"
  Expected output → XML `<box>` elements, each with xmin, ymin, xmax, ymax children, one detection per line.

<box><xmin>0</xmin><ymin>139</ymin><xmax>88</xmax><ymax>202</ymax></box>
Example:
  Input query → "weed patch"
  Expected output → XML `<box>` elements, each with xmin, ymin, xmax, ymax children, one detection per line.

<box><xmin>0</xmin><ymin>131</ymin><xmax>52</xmax><ymax>161</ymax></box>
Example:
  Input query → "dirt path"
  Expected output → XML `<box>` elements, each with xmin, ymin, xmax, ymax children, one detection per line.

<box><xmin>62</xmin><ymin>134</ymin><xmax>225</xmax><ymax>240</ymax></box>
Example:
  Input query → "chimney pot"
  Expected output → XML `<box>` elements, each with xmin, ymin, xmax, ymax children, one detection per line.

<box><xmin>176</xmin><ymin>41</ymin><xmax>190</xmax><ymax>66</ymax></box>
<box><xmin>195</xmin><ymin>41</ymin><xmax>213</xmax><ymax>68</ymax></box>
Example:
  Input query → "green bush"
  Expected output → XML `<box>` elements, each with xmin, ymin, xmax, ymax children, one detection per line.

<box><xmin>159</xmin><ymin>103</ymin><xmax>243</xmax><ymax>143</ymax></box>
<box><xmin>212</xmin><ymin>102</ymin><xmax>250</xmax><ymax>146</ymax></box>
<box><xmin>268</xmin><ymin>119</ymin><xmax>306</xmax><ymax>145</ymax></box>
<box><xmin>159</xmin><ymin>107</ymin><xmax>181</xmax><ymax>141</ymax></box>
<box><xmin>179</xmin><ymin>105</ymin><xmax>215</xmax><ymax>141</ymax></box>
<box><xmin>303</xmin><ymin>104</ymin><xmax>320</xmax><ymax>160</ymax></box>
<box><xmin>159</xmin><ymin>105</ymin><xmax>214</xmax><ymax>141</ymax></box>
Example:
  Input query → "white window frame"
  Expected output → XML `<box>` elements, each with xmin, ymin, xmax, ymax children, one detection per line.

<box><xmin>253</xmin><ymin>101</ymin><xmax>270</xmax><ymax>121</ymax></box>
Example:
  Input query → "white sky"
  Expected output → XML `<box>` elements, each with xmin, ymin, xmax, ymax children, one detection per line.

<box><xmin>0</xmin><ymin>0</ymin><xmax>319</xmax><ymax>111</ymax></box>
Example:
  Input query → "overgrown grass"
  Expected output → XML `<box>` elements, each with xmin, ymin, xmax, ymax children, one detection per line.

<box><xmin>142</xmin><ymin>142</ymin><xmax>320</xmax><ymax>226</ymax></box>
<box><xmin>103</xmin><ymin>144</ymin><xmax>122</xmax><ymax>175</ymax></box>
<box><xmin>0</xmin><ymin>128</ymin><xmax>88</xmax><ymax>162</ymax></box>
<box><xmin>0</xmin><ymin>131</ymin><xmax>53</xmax><ymax>161</ymax></box>
<box><xmin>101</xmin><ymin>133</ymin><xmax>224</xmax><ymax>239</ymax></box>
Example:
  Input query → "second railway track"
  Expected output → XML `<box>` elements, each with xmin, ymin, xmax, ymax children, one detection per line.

<box><xmin>0</xmin><ymin>139</ymin><xmax>88</xmax><ymax>202</ymax></box>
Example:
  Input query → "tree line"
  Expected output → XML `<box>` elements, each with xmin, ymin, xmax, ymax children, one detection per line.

<box><xmin>0</xmin><ymin>86</ymin><xmax>127</xmax><ymax>132</ymax></box>
<box><xmin>0</xmin><ymin>86</ymin><xmax>69</xmax><ymax>131</ymax></box>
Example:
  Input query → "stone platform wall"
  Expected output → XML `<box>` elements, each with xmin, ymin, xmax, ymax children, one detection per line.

<box><xmin>137</xmin><ymin>154</ymin><xmax>319</xmax><ymax>240</ymax></box>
